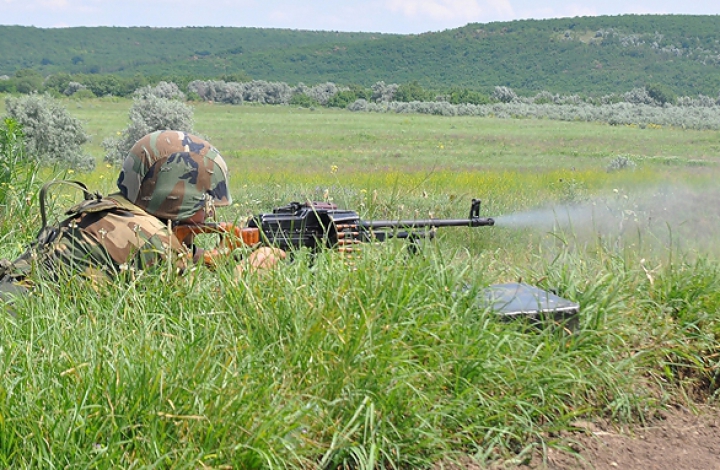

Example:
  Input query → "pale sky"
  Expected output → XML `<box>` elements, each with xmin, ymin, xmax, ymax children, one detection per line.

<box><xmin>0</xmin><ymin>0</ymin><xmax>718</xmax><ymax>34</ymax></box>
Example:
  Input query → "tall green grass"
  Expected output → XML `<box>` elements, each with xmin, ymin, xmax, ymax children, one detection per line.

<box><xmin>3</xmin><ymin>237</ymin><xmax>718</xmax><ymax>467</ymax></box>
<box><xmin>2</xmin><ymin>101</ymin><xmax>720</xmax><ymax>467</ymax></box>
<box><xmin>0</xmin><ymin>118</ymin><xmax>41</xmax><ymax>253</ymax></box>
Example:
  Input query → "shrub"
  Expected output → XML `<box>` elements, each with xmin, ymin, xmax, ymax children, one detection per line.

<box><xmin>598</xmin><ymin>93</ymin><xmax>624</xmax><ymax>105</ymax></box>
<box><xmin>219</xmin><ymin>72</ymin><xmax>252</xmax><ymax>83</ymax></box>
<box><xmin>492</xmin><ymin>86</ymin><xmax>518</xmax><ymax>103</ymax></box>
<box><xmin>677</xmin><ymin>95</ymin><xmax>717</xmax><ymax>108</ymax></box>
<box><xmin>43</xmin><ymin>73</ymin><xmax>74</xmax><ymax>96</ymax></box>
<box><xmin>185</xmin><ymin>91</ymin><xmax>202</xmax><ymax>102</ymax></box>
<box><xmin>623</xmin><ymin>87</ymin><xmax>655</xmax><ymax>105</ymax></box>
<box><xmin>392</xmin><ymin>101</ymin><xmax>458</xmax><ymax>116</ymax></box>
<box><xmin>290</xmin><ymin>93</ymin><xmax>320</xmax><ymax>108</ymax></box>
<box><xmin>306</xmin><ymin>82</ymin><xmax>341</xmax><ymax>106</ymax></box>
<box><xmin>292</xmin><ymin>82</ymin><xmax>311</xmax><ymax>97</ymax></box>
<box><xmin>83</xmin><ymin>75</ymin><xmax>122</xmax><ymax>97</ymax></box>
<box><xmin>606</xmin><ymin>155</ymin><xmax>637</xmax><ymax>172</ymax></box>
<box><xmin>646</xmin><ymin>83</ymin><xmax>676</xmax><ymax>106</ymax></box>
<box><xmin>188</xmin><ymin>80</ymin><xmax>232</xmax><ymax>102</ymax></box>
<box><xmin>64</xmin><ymin>81</ymin><xmax>88</xmax><ymax>96</ymax></box>
<box><xmin>347</xmin><ymin>84</ymin><xmax>371</xmax><ymax>100</ymax></box>
<box><xmin>0</xmin><ymin>76</ymin><xmax>15</xmax><ymax>94</ymax></box>
<box><xmin>347</xmin><ymin>99</ymin><xmax>369</xmax><ymax>112</ymax></box>
<box><xmin>326</xmin><ymin>90</ymin><xmax>358</xmax><ymax>108</ymax></box>
<box><xmin>13</xmin><ymin>69</ymin><xmax>44</xmax><ymax>94</ymax></box>
<box><xmin>532</xmin><ymin>91</ymin><xmax>558</xmax><ymax>105</ymax></box>
<box><xmin>187</xmin><ymin>80</ymin><xmax>292</xmax><ymax>105</ymax></box>
<box><xmin>448</xmin><ymin>88</ymin><xmax>491</xmax><ymax>105</ymax></box>
<box><xmin>555</xmin><ymin>94</ymin><xmax>584</xmax><ymax>105</ymax></box>
<box><xmin>348</xmin><ymin>99</ymin><xmax>720</xmax><ymax>130</ymax></box>
<box><xmin>134</xmin><ymin>81</ymin><xmax>186</xmax><ymax>101</ymax></box>
<box><xmin>242</xmin><ymin>80</ymin><xmax>293</xmax><ymax>104</ymax></box>
<box><xmin>103</xmin><ymin>95</ymin><xmax>195</xmax><ymax>164</ymax></box>
<box><xmin>371</xmin><ymin>81</ymin><xmax>399</xmax><ymax>103</ymax></box>
<box><xmin>4</xmin><ymin>94</ymin><xmax>94</xmax><ymax>171</ymax></box>
<box><xmin>395</xmin><ymin>81</ymin><xmax>433</xmax><ymax>103</ymax></box>
<box><xmin>72</xmin><ymin>88</ymin><xmax>97</xmax><ymax>100</ymax></box>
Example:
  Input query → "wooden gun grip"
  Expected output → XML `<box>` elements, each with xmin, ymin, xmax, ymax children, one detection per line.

<box><xmin>214</xmin><ymin>223</ymin><xmax>260</xmax><ymax>249</ymax></box>
<box><xmin>238</xmin><ymin>226</ymin><xmax>261</xmax><ymax>246</ymax></box>
<box><xmin>174</xmin><ymin>223</ymin><xmax>259</xmax><ymax>244</ymax></box>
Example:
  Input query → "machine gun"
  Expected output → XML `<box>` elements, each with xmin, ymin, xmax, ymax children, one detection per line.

<box><xmin>248</xmin><ymin>198</ymin><xmax>494</xmax><ymax>253</ymax></box>
<box><xmin>174</xmin><ymin>198</ymin><xmax>494</xmax><ymax>264</ymax></box>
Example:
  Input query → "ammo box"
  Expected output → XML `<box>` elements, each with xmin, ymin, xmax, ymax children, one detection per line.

<box><xmin>479</xmin><ymin>282</ymin><xmax>580</xmax><ymax>330</ymax></box>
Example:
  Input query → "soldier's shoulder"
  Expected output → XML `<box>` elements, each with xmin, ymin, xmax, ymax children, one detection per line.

<box><xmin>71</xmin><ymin>194</ymin><xmax>170</xmax><ymax>240</ymax></box>
<box><xmin>105</xmin><ymin>193</ymin><xmax>152</xmax><ymax>214</ymax></box>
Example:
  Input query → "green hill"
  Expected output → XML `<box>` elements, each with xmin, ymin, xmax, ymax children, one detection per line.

<box><xmin>1</xmin><ymin>15</ymin><xmax>720</xmax><ymax>95</ymax></box>
<box><xmin>0</xmin><ymin>26</ymin><xmax>387</xmax><ymax>77</ymax></box>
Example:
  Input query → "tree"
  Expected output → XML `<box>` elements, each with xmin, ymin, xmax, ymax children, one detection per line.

<box><xmin>395</xmin><ymin>81</ymin><xmax>433</xmax><ymax>102</ymax></box>
<box><xmin>289</xmin><ymin>93</ymin><xmax>320</xmax><ymax>108</ymax></box>
<box><xmin>42</xmin><ymin>72</ymin><xmax>74</xmax><ymax>95</ymax></box>
<box><xmin>347</xmin><ymin>84</ymin><xmax>371</xmax><ymax>100</ymax></box>
<box><xmin>448</xmin><ymin>88</ymin><xmax>490</xmax><ymax>105</ymax></box>
<box><xmin>326</xmin><ymin>90</ymin><xmax>358</xmax><ymax>108</ymax></box>
<box><xmin>646</xmin><ymin>83</ymin><xmax>676</xmax><ymax>105</ymax></box>
<box><xmin>13</xmin><ymin>69</ymin><xmax>44</xmax><ymax>94</ymax></box>
<box><xmin>83</xmin><ymin>74</ymin><xmax>121</xmax><ymax>97</ymax></box>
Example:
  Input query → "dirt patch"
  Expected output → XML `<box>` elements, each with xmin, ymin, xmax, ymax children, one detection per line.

<box><xmin>513</xmin><ymin>405</ymin><xmax>720</xmax><ymax>470</ymax></box>
<box><xmin>436</xmin><ymin>406</ymin><xmax>720</xmax><ymax>470</ymax></box>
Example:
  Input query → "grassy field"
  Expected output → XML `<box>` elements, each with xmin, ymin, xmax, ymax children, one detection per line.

<box><xmin>68</xmin><ymin>99</ymin><xmax>720</xmax><ymax>170</ymax></box>
<box><xmin>1</xmin><ymin>97</ymin><xmax>720</xmax><ymax>468</ymax></box>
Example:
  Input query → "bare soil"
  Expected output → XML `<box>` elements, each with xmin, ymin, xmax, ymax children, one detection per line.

<box><xmin>439</xmin><ymin>405</ymin><xmax>720</xmax><ymax>470</ymax></box>
<box><xmin>526</xmin><ymin>405</ymin><xmax>720</xmax><ymax>470</ymax></box>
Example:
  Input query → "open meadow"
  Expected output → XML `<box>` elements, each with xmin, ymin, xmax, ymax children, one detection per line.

<box><xmin>1</xmin><ymin>97</ymin><xmax>720</xmax><ymax>468</ymax></box>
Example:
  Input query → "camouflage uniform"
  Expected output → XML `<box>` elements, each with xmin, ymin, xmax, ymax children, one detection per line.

<box><xmin>0</xmin><ymin>130</ymin><xmax>231</xmax><ymax>305</ymax></box>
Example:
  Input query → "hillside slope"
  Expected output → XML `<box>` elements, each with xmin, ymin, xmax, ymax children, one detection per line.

<box><xmin>1</xmin><ymin>15</ymin><xmax>719</xmax><ymax>95</ymax></box>
<box><xmin>206</xmin><ymin>15</ymin><xmax>720</xmax><ymax>95</ymax></box>
<box><xmin>0</xmin><ymin>26</ymin><xmax>387</xmax><ymax>77</ymax></box>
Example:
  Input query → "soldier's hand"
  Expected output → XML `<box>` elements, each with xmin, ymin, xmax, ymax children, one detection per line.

<box><xmin>235</xmin><ymin>247</ymin><xmax>286</xmax><ymax>276</ymax></box>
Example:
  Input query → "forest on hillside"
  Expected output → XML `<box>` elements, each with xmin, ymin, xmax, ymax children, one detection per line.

<box><xmin>203</xmin><ymin>15</ymin><xmax>720</xmax><ymax>95</ymax></box>
<box><xmin>1</xmin><ymin>15</ymin><xmax>719</xmax><ymax>96</ymax></box>
<box><xmin>0</xmin><ymin>26</ymin><xmax>385</xmax><ymax>78</ymax></box>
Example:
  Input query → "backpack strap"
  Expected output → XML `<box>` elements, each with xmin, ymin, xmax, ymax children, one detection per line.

<box><xmin>39</xmin><ymin>180</ymin><xmax>102</xmax><ymax>230</ymax></box>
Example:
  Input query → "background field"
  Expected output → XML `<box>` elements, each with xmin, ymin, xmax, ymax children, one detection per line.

<box><xmin>2</xmin><ymin>99</ymin><xmax>720</xmax><ymax>468</ymax></box>
<box><xmin>61</xmin><ymin>98</ymin><xmax>720</xmax><ymax>260</ymax></box>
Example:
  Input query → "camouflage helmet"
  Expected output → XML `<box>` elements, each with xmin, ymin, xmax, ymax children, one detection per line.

<box><xmin>117</xmin><ymin>130</ymin><xmax>231</xmax><ymax>221</ymax></box>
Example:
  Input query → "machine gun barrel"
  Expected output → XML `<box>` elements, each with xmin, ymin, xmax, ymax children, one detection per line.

<box><xmin>361</xmin><ymin>199</ymin><xmax>495</xmax><ymax>230</ymax></box>
<box><xmin>363</xmin><ymin>217</ymin><xmax>495</xmax><ymax>229</ymax></box>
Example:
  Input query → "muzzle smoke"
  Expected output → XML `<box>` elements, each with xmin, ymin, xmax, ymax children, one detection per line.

<box><xmin>492</xmin><ymin>184</ymin><xmax>720</xmax><ymax>255</ymax></box>
<box><xmin>494</xmin><ymin>204</ymin><xmax>595</xmax><ymax>230</ymax></box>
